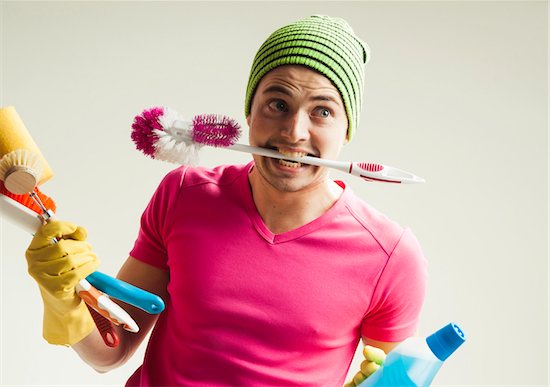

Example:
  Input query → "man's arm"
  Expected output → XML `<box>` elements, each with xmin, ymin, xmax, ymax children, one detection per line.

<box><xmin>72</xmin><ymin>257</ymin><xmax>169</xmax><ymax>373</ymax></box>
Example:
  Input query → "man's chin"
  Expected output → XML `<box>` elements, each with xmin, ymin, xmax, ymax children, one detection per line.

<box><xmin>266</xmin><ymin>166</ymin><xmax>325</xmax><ymax>193</ymax></box>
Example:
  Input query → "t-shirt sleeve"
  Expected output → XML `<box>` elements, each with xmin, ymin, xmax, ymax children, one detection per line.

<box><xmin>361</xmin><ymin>228</ymin><xmax>428</xmax><ymax>342</ymax></box>
<box><xmin>129</xmin><ymin>167</ymin><xmax>186</xmax><ymax>270</ymax></box>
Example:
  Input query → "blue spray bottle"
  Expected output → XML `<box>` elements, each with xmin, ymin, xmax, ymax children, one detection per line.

<box><xmin>358</xmin><ymin>322</ymin><xmax>466</xmax><ymax>387</ymax></box>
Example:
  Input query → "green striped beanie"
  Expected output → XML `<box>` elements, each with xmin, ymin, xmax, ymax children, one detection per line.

<box><xmin>245</xmin><ymin>15</ymin><xmax>370</xmax><ymax>140</ymax></box>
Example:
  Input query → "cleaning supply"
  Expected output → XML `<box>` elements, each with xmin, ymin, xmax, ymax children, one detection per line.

<box><xmin>0</xmin><ymin>179</ymin><xmax>137</xmax><ymax>346</ymax></box>
<box><xmin>0</xmin><ymin>149</ymin><xmax>44</xmax><ymax>194</ymax></box>
<box><xmin>358</xmin><ymin>322</ymin><xmax>466</xmax><ymax>387</ymax></box>
<box><xmin>25</xmin><ymin>220</ymin><xmax>103</xmax><ymax>345</ymax></box>
<box><xmin>86</xmin><ymin>271</ymin><xmax>164</xmax><ymax>314</ymax></box>
<box><xmin>0</xmin><ymin>106</ymin><xmax>53</xmax><ymax>186</ymax></box>
<box><xmin>0</xmin><ymin>106</ymin><xmax>151</xmax><ymax>346</ymax></box>
<box><xmin>0</xmin><ymin>182</ymin><xmax>165</xmax><ymax>316</ymax></box>
<box><xmin>131</xmin><ymin>106</ymin><xmax>425</xmax><ymax>184</ymax></box>
<box><xmin>0</xmin><ymin>180</ymin><xmax>164</xmax><ymax>313</ymax></box>
<box><xmin>0</xmin><ymin>107</ymin><xmax>120</xmax><ymax>345</ymax></box>
<box><xmin>0</xmin><ymin>180</ymin><xmax>56</xmax><ymax>215</ymax></box>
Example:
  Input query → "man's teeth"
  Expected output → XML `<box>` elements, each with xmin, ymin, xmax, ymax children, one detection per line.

<box><xmin>277</xmin><ymin>148</ymin><xmax>306</xmax><ymax>168</ymax></box>
<box><xmin>277</xmin><ymin>149</ymin><xmax>307</xmax><ymax>158</ymax></box>
<box><xmin>279</xmin><ymin>159</ymin><xmax>302</xmax><ymax>168</ymax></box>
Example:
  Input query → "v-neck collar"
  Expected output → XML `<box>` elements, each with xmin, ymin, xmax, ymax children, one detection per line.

<box><xmin>239</xmin><ymin>162</ymin><xmax>350</xmax><ymax>244</ymax></box>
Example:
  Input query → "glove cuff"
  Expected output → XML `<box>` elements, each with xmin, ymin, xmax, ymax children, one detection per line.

<box><xmin>42</xmin><ymin>299</ymin><xmax>95</xmax><ymax>346</ymax></box>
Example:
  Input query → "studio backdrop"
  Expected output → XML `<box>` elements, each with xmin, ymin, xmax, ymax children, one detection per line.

<box><xmin>1</xmin><ymin>1</ymin><xmax>547</xmax><ymax>386</ymax></box>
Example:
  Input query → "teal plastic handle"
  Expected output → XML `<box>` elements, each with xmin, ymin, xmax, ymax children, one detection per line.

<box><xmin>87</xmin><ymin>271</ymin><xmax>165</xmax><ymax>314</ymax></box>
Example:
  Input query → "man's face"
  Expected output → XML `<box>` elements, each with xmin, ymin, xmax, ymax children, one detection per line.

<box><xmin>246</xmin><ymin>65</ymin><xmax>348</xmax><ymax>193</ymax></box>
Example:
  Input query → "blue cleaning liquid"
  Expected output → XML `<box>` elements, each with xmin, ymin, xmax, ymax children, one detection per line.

<box><xmin>358</xmin><ymin>323</ymin><xmax>466</xmax><ymax>387</ymax></box>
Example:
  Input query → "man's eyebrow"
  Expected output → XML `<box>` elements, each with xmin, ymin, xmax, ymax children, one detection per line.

<box><xmin>262</xmin><ymin>85</ymin><xmax>340</xmax><ymax>104</ymax></box>
<box><xmin>311</xmin><ymin>94</ymin><xmax>340</xmax><ymax>104</ymax></box>
<box><xmin>262</xmin><ymin>85</ymin><xmax>292</xmax><ymax>96</ymax></box>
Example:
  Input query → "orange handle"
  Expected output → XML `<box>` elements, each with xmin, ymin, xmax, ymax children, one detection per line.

<box><xmin>77</xmin><ymin>280</ymin><xmax>139</xmax><ymax>333</ymax></box>
<box><xmin>85</xmin><ymin>304</ymin><xmax>119</xmax><ymax>347</ymax></box>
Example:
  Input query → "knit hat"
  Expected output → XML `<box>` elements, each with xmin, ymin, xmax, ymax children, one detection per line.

<box><xmin>244</xmin><ymin>15</ymin><xmax>370</xmax><ymax>140</ymax></box>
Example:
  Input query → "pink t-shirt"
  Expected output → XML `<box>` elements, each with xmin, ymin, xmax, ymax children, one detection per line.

<box><xmin>127</xmin><ymin>163</ymin><xmax>427</xmax><ymax>387</ymax></box>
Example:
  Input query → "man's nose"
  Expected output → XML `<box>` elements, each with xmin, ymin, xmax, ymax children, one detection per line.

<box><xmin>281</xmin><ymin>111</ymin><xmax>310</xmax><ymax>143</ymax></box>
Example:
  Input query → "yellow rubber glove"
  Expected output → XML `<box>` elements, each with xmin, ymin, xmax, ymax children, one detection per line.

<box><xmin>25</xmin><ymin>220</ymin><xmax>100</xmax><ymax>346</ymax></box>
<box><xmin>344</xmin><ymin>345</ymin><xmax>386</xmax><ymax>387</ymax></box>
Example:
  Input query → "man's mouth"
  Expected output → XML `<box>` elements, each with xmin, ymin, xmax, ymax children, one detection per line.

<box><xmin>276</xmin><ymin>148</ymin><xmax>311</xmax><ymax>168</ymax></box>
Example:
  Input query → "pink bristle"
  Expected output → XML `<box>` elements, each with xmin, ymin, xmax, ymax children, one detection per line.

<box><xmin>191</xmin><ymin>114</ymin><xmax>241</xmax><ymax>148</ymax></box>
<box><xmin>131</xmin><ymin>107</ymin><xmax>165</xmax><ymax>157</ymax></box>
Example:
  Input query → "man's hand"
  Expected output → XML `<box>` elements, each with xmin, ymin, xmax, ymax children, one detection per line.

<box><xmin>25</xmin><ymin>220</ymin><xmax>100</xmax><ymax>345</ymax></box>
<box><xmin>344</xmin><ymin>345</ymin><xmax>386</xmax><ymax>387</ymax></box>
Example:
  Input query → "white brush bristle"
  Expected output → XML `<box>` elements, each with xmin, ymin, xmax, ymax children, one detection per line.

<box><xmin>153</xmin><ymin>107</ymin><xmax>201</xmax><ymax>166</ymax></box>
<box><xmin>154</xmin><ymin>129</ymin><xmax>201</xmax><ymax>165</ymax></box>
<box><xmin>157</xmin><ymin>106</ymin><xmax>181</xmax><ymax>130</ymax></box>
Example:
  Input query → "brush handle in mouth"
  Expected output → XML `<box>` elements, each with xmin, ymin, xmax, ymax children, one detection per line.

<box><xmin>153</xmin><ymin>112</ymin><xmax>425</xmax><ymax>183</ymax></box>
<box><xmin>227</xmin><ymin>143</ymin><xmax>425</xmax><ymax>184</ymax></box>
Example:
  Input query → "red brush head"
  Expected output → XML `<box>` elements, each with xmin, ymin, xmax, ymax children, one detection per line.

<box><xmin>191</xmin><ymin>114</ymin><xmax>241</xmax><ymax>148</ymax></box>
<box><xmin>131</xmin><ymin>107</ymin><xmax>164</xmax><ymax>158</ymax></box>
<box><xmin>0</xmin><ymin>180</ymin><xmax>57</xmax><ymax>214</ymax></box>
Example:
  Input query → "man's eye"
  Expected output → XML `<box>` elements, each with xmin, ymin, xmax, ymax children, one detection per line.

<box><xmin>315</xmin><ymin>107</ymin><xmax>331</xmax><ymax>118</ymax></box>
<box><xmin>269</xmin><ymin>100</ymin><xmax>287</xmax><ymax>111</ymax></box>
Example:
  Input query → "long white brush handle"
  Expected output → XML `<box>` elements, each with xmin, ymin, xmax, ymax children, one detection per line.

<box><xmin>169</xmin><ymin>118</ymin><xmax>424</xmax><ymax>183</ymax></box>
<box><xmin>228</xmin><ymin>144</ymin><xmax>350</xmax><ymax>171</ymax></box>
<box><xmin>0</xmin><ymin>193</ymin><xmax>43</xmax><ymax>231</ymax></box>
<box><xmin>227</xmin><ymin>143</ymin><xmax>425</xmax><ymax>184</ymax></box>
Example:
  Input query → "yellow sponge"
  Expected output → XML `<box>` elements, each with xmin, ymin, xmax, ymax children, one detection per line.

<box><xmin>0</xmin><ymin>106</ymin><xmax>54</xmax><ymax>186</ymax></box>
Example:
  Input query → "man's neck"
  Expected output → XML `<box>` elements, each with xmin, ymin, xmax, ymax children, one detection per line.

<box><xmin>248</xmin><ymin>168</ymin><xmax>344</xmax><ymax>234</ymax></box>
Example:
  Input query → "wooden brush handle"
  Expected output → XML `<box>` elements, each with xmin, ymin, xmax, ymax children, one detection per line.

<box><xmin>3</xmin><ymin>166</ymin><xmax>39</xmax><ymax>194</ymax></box>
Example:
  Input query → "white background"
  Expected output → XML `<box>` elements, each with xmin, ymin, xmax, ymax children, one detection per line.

<box><xmin>0</xmin><ymin>1</ymin><xmax>548</xmax><ymax>386</ymax></box>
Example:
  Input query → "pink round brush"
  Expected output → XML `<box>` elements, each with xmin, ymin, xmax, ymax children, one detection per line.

<box><xmin>131</xmin><ymin>107</ymin><xmax>425</xmax><ymax>184</ymax></box>
<box><xmin>132</xmin><ymin>106</ymin><xmax>240</xmax><ymax>166</ymax></box>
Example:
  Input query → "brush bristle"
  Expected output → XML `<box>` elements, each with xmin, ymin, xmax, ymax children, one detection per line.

<box><xmin>0</xmin><ymin>180</ymin><xmax>57</xmax><ymax>214</ymax></box>
<box><xmin>132</xmin><ymin>108</ymin><xmax>240</xmax><ymax>166</ymax></box>
<box><xmin>131</xmin><ymin>107</ymin><xmax>164</xmax><ymax>158</ymax></box>
<box><xmin>0</xmin><ymin>149</ymin><xmax>43</xmax><ymax>181</ymax></box>
<box><xmin>154</xmin><ymin>128</ymin><xmax>201</xmax><ymax>166</ymax></box>
<box><xmin>0</xmin><ymin>149</ymin><xmax>44</xmax><ymax>194</ymax></box>
<box><xmin>153</xmin><ymin>107</ymin><xmax>200</xmax><ymax>165</ymax></box>
<box><xmin>131</xmin><ymin>106</ymin><xmax>201</xmax><ymax>165</ymax></box>
<box><xmin>191</xmin><ymin>114</ymin><xmax>241</xmax><ymax>148</ymax></box>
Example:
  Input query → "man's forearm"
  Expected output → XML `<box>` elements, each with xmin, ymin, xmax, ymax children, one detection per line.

<box><xmin>72</xmin><ymin>325</ymin><xmax>131</xmax><ymax>373</ymax></box>
<box><xmin>71</xmin><ymin>257</ymin><xmax>167</xmax><ymax>373</ymax></box>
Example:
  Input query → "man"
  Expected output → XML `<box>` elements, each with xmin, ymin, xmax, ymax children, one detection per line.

<box><xmin>25</xmin><ymin>15</ymin><xmax>427</xmax><ymax>386</ymax></box>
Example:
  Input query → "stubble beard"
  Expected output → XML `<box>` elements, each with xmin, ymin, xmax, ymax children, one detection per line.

<box><xmin>255</xmin><ymin>156</ymin><xmax>328</xmax><ymax>193</ymax></box>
